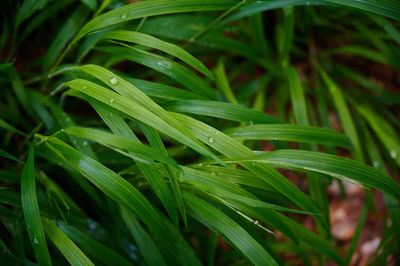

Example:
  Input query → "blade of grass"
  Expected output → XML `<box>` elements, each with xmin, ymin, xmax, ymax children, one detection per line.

<box><xmin>21</xmin><ymin>145</ymin><xmax>52</xmax><ymax>266</ymax></box>
<box><xmin>225</xmin><ymin>124</ymin><xmax>352</xmax><ymax>148</ymax></box>
<box><xmin>73</xmin><ymin>0</ymin><xmax>237</xmax><ymax>43</ymax></box>
<box><xmin>120</xmin><ymin>207</ymin><xmax>166</xmax><ymax>266</ymax></box>
<box><xmin>63</xmin><ymin>126</ymin><xmax>179</xmax><ymax>168</ymax></box>
<box><xmin>184</xmin><ymin>192</ymin><xmax>278</xmax><ymax>266</ymax></box>
<box><xmin>87</xmin><ymin>98</ymin><xmax>179</xmax><ymax>227</ymax></box>
<box><xmin>0</xmin><ymin>149</ymin><xmax>23</xmax><ymax>163</ymax></box>
<box><xmin>96</xmin><ymin>45</ymin><xmax>216</xmax><ymax>99</ymax></box>
<box><xmin>100</xmin><ymin>30</ymin><xmax>215</xmax><ymax>80</ymax></box>
<box><xmin>40</xmin><ymin>136</ymin><xmax>201</xmax><ymax>265</ymax></box>
<box><xmin>64</xmin><ymin>77</ymin><xmax>222</xmax><ymax>165</ymax></box>
<box><xmin>214</xmin><ymin>58</ymin><xmax>238</xmax><ymax>104</ymax></box>
<box><xmin>56</xmin><ymin>221</ymin><xmax>133</xmax><ymax>266</ymax></box>
<box><xmin>164</xmin><ymin>100</ymin><xmax>281</xmax><ymax>124</ymax></box>
<box><xmin>231</xmin><ymin>149</ymin><xmax>400</xmax><ymax>201</ymax></box>
<box><xmin>41</xmin><ymin>217</ymin><xmax>93</xmax><ymax>266</ymax></box>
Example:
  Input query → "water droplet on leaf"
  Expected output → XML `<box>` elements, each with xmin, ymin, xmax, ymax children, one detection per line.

<box><xmin>109</xmin><ymin>98</ymin><xmax>115</xmax><ymax>104</ymax></box>
<box><xmin>109</xmin><ymin>77</ymin><xmax>118</xmax><ymax>85</ymax></box>
<box><xmin>120</xmin><ymin>13</ymin><xmax>128</xmax><ymax>19</ymax></box>
<box><xmin>33</xmin><ymin>237</ymin><xmax>39</xmax><ymax>244</ymax></box>
<box><xmin>390</xmin><ymin>150</ymin><xmax>397</xmax><ymax>159</ymax></box>
<box><xmin>208</xmin><ymin>137</ymin><xmax>215</xmax><ymax>143</ymax></box>
<box><xmin>157</xmin><ymin>60</ymin><xmax>172</xmax><ymax>69</ymax></box>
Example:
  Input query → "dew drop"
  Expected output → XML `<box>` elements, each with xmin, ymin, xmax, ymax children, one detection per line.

<box><xmin>208</xmin><ymin>137</ymin><xmax>215</xmax><ymax>143</ymax></box>
<box><xmin>109</xmin><ymin>76</ymin><xmax>119</xmax><ymax>85</ymax></box>
<box><xmin>157</xmin><ymin>60</ymin><xmax>172</xmax><ymax>69</ymax></box>
<box><xmin>33</xmin><ymin>237</ymin><xmax>39</xmax><ymax>244</ymax></box>
<box><xmin>60</xmin><ymin>129</ymin><xmax>64</xmax><ymax>132</ymax></box>
<box><xmin>211</xmin><ymin>172</ymin><xmax>216</xmax><ymax>176</ymax></box>
<box><xmin>390</xmin><ymin>150</ymin><xmax>397</xmax><ymax>159</ymax></box>
<box><xmin>215</xmin><ymin>131</ymin><xmax>219</xmax><ymax>135</ymax></box>
<box><xmin>82</xmin><ymin>86</ymin><xmax>87</xmax><ymax>90</ymax></box>
<box><xmin>109</xmin><ymin>98</ymin><xmax>115</xmax><ymax>104</ymax></box>
<box><xmin>198</xmin><ymin>163</ymin><xmax>203</xmax><ymax>167</ymax></box>
<box><xmin>249</xmin><ymin>120</ymin><xmax>254</xmax><ymax>125</ymax></box>
<box><xmin>253</xmin><ymin>220</ymin><xmax>259</xmax><ymax>225</ymax></box>
<box><xmin>372</xmin><ymin>161</ymin><xmax>379</xmax><ymax>168</ymax></box>
<box><xmin>83</xmin><ymin>141</ymin><xmax>88</xmax><ymax>146</ymax></box>
<box><xmin>120</xmin><ymin>13</ymin><xmax>128</xmax><ymax>19</ymax></box>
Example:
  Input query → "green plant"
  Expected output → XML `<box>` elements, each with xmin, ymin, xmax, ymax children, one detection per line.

<box><xmin>1</xmin><ymin>0</ymin><xmax>400</xmax><ymax>265</ymax></box>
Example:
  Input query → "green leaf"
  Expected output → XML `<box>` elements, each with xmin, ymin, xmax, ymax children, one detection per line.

<box><xmin>42</xmin><ymin>5</ymin><xmax>89</xmax><ymax>70</ymax></box>
<box><xmin>172</xmin><ymin>113</ymin><xmax>324</xmax><ymax>222</ymax></box>
<box><xmin>0</xmin><ymin>62</ymin><xmax>13</xmax><ymax>70</ymax></box>
<box><xmin>21</xmin><ymin>145</ymin><xmax>52</xmax><ymax>266</ymax></box>
<box><xmin>127</xmin><ymin>78</ymin><xmax>207</xmax><ymax>101</ymax></box>
<box><xmin>120</xmin><ymin>207</ymin><xmax>166</xmax><ymax>266</ymax></box>
<box><xmin>96</xmin><ymin>45</ymin><xmax>216</xmax><ymax>99</ymax></box>
<box><xmin>223</xmin><ymin>0</ymin><xmax>400</xmax><ymax>24</ymax></box>
<box><xmin>356</xmin><ymin>104</ymin><xmax>400</xmax><ymax>167</ymax></box>
<box><xmin>0</xmin><ymin>118</ymin><xmax>26</xmax><ymax>136</ymax></box>
<box><xmin>63</xmin><ymin>126</ymin><xmax>179</xmax><ymax>169</ymax></box>
<box><xmin>214</xmin><ymin>58</ymin><xmax>238</xmax><ymax>104</ymax></box>
<box><xmin>184</xmin><ymin>192</ymin><xmax>278</xmax><ymax>266</ymax></box>
<box><xmin>319</xmin><ymin>68</ymin><xmax>364</xmax><ymax>161</ymax></box>
<box><xmin>56</xmin><ymin>221</ymin><xmax>132</xmax><ymax>266</ymax></box>
<box><xmin>286</xmin><ymin>66</ymin><xmax>308</xmax><ymax>125</ymax></box>
<box><xmin>73</xmin><ymin>100</ymin><xmax>180</xmax><ymax>225</ymax></box>
<box><xmin>101</xmin><ymin>30</ymin><xmax>214</xmax><ymax>80</ymax></box>
<box><xmin>164</xmin><ymin>100</ymin><xmax>281</xmax><ymax>124</ymax></box>
<box><xmin>41</xmin><ymin>218</ymin><xmax>93</xmax><ymax>266</ymax></box>
<box><xmin>40</xmin><ymin>136</ymin><xmax>201</xmax><ymax>265</ymax></box>
<box><xmin>225</xmin><ymin>124</ymin><xmax>352</xmax><ymax>148</ymax></box>
<box><xmin>73</xmin><ymin>0</ymin><xmax>237</xmax><ymax>43</ymax></box>
<box><xmin>0</xmin><ymin>149</ymin><xmax>23</xmax><ymax>163</ymax></box>
<box><xmin>64</xmin><ymin>71</ymin><xmax>221</xmax><ymax>164</ymax></box>
<box><xmin>233</xmin><ymin>149</ymin><xmax>400</xmax><ymax>201</ymax></box>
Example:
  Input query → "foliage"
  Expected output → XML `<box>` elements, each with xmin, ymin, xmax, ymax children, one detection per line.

<box><xmin>1</xmin><ymin>0</ymin><xmax>400</xmax><ymax>265</ymax></box>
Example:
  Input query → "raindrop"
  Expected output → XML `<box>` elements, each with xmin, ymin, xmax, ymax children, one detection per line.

<box><xmin>215</xmin><ymin>131</ymin><xmax>220</xmax><ymax>135</ymax></box>
<box><xmin>373</xmin><ymin>161</ymin><xmax>379</xmax><ymax>168</ymax></box>
<box><xmin>198</xmin><ymin>163</ymin><xmax>203</xmax><ymax>167</ymax></box>
<box><xmin>211</xmin><ymin>172</ymin><xmax>216</xmax><ymax>176</ymax></box>
<box><xmin>390</xmin><ymin>150</ymin><xmax>397</xmax><ymax>159</ymax></box>
<box><xmin>253</xmin><ymin>220</ymin><xmax>259</xmax><ymax>225</ymax></box>
<box><xmin>157</xmin><ymin>60</ymin><xmax>172</xmax><ymax>69</ymax></box>
<box><xmin>208</xmin><ymin>137</ymin><xmax>215</xmax><ymax>143</ymax></box>
<box><xmin>82</xmin><ymin>86</ymin><xmax>87</xmax><ymax>90</ymax></box>
<box><xmin>33</xmin><ymin>237</ymin><xmax>39</xmax><ymax>244</ymax></box>
<box><xmin>120</xmin><ymin>13</ymin><xmax>128</xmax><ymax>19</ymax></box>
<box><xmin>60</xmin><ymin>129</ymin><xmax>64</xmax><ymax>132</ymax></box>
<box><xmin>109</xmin><ymin>76</ymin><xmax>119</xmax><ymax>85</ymax></box>
<box><xmin>83</xmin><ymin>141</ymin><xmax>88</xmax><ymax>146</ymax></box>
<box><xmin>249</xmin><ymin>120</ymin><xmax>254</xmax><ymax>125</ymax></box>
<box><xmin>109</xmin><ymin>98</ymin><xmax>115</xmax><ymax>104</ymax></box>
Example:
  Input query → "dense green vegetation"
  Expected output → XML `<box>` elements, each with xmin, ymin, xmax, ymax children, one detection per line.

<box><xmin>1</xmin><ymin>0</ymin><xmax>400</xmax><ymax>265</ymax></box>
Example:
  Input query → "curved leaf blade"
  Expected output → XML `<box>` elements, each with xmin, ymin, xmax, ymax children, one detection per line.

<box><xmin>238</xmin><ymin>149</ymin><xmax>400</xmax><ymax>201</ymax></box>
<box><xmin>225</xmin><ymin>124</ymin><xmax>352</xmax><ymax>148</ymax></box>
<box><xmin>184</xmin><ymin>192</ymin><xmax>278</xmax><ymax>266</ymax></box>
<box><xmin>21</xmin><ymin>146</ymin><xmax>52</xmax><ymax>266</ymax></box>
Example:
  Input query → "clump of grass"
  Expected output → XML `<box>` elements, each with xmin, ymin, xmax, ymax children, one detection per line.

<box><xmin>1</xmin><ymin>0</ymin><xmax>400</xmax><ymax>265</ymax></box>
